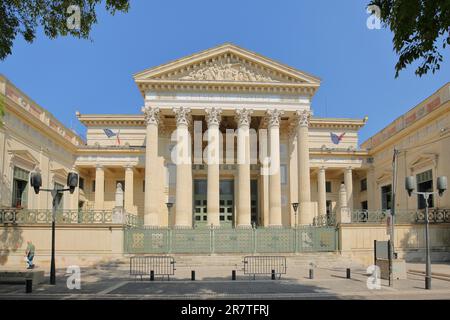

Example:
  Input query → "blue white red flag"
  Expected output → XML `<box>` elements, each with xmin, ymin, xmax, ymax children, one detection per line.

<box><xmin>103</xmin><ymin>129</ymin><xmax>121</xmax><ymax>145</ymax></box>
<box><xmin>330</xmin><ymin>132</ymin><xmax>345</xmax><ymax>145</ymax></box>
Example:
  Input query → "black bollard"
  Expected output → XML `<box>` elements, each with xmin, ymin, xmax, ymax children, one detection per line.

<box><xmin>150</xmin><ymin>270</ymin><xmax>154</xmax><ymax>281</ymax></box>
<box><xmin>346</xmin><ymin>268</ymin><xmax>351</xmax><ymax>279</ymax></box>
<box><xmin>309</xmin><ymin>268</ymin><xmax>314</xmax><ymax>279</ymax></box>
<box><xmin>25</xmin><ymin>279</ymin><xmax>32</xmax><ymax>293</ymax></box>
<box><xmin>271</xmin><ymin>269</ymin><xmax>276</xmax><ymax>280</ymax></box>
<box><xmin>232</xmin><ymin>270</ymin><xmax>236</xmax><ymax>281</ymax></box>
<box><xmin>191</xmin><ymin>270</ymin><xmax>195</xmax><ymax>281</ymax></box>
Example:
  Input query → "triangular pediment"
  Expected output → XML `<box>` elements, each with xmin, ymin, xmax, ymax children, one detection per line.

<box><xmin>134</xmin><ymin>43</ymin><xmax>320</xmax><ymax>85</ymax></box>
<box><xmin>376</xmin><ymin>170</ymin><xmax>392</xmax><ymax>184</ymax></box>
<box><xmin>409</xmin><ymin>153</ymin><xmax>437</xmax><ymax>170</ymax></box>
<box><xmin>8</xmin><ymin>150</ymin><xmax>39</xmax><ymax>167</ymax></box>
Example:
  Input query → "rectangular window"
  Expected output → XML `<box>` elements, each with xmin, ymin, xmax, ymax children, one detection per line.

<box><xmin>79</xmin><ymin>177</ymin><xmax>85</xmax><ymax>191</ymax></box>
<box><xmin>143</xmin><ymin>180</ymin><xmax>145</xmax><ymax>192</ymax></box>
<box><xmin>381</xmin><ymin>184</ymin><xmax>392</xmax><ymax>210</ymax></box>
<box><xmin>325</xmin><ymin>181</ymin><xmax>332</xmax><ymax>193</ymax></box>
<box><xmin>360</xmin><ymin>178</ymin><xmax>367</xmax><ymax>192</ymax></box>
<box><xmin>417</xmin><ymin>170</ymin><xmax>433</xmax><ymax>209</ymax></box>
<box><xmin>12</xmin><ymin>167</ymin><xmax>29</xmax><ymax>208</ymax></box>
<box><xmin>92</xmin><ymin>180</ymin><xmax>96</xmax><ymax>192</ymax></box>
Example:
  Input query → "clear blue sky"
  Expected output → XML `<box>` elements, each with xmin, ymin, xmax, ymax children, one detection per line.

<box><xmin>0</xmin><ymin>0</ymin><xmax>448</xmax><ymax>144</ymax></box>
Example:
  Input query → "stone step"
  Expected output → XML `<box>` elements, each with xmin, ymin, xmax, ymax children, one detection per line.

<box><xmin>108</xmin><ymin>253</ymin><xmax>361</xmax><ymax>269</ymax></box>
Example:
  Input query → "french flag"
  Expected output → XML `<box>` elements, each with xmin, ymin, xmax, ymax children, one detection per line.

<box><xmin>330</xmin><ymin>132</ymin><xmax>345</xmax><ymax>145</ymax></box>
<box><xmin>103</xmin><ymin>129</ymin><xmax>121</xmax><ymax>145</ymax></box>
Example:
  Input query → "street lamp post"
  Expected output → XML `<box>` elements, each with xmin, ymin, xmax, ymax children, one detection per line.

<box><xmin>166</xmin><ymin>202</ymin><xmax>173</xmax><ymax>216</ymax></box>
<box><xmin>30</xmin><ymin>168</ymin><xmax>79</xmax><ymax>285</ymax></box>
<box><xmin>291</xmin><ymin>202</ymin><xmax>299</xmax><ymax>228</ymax></box>
<box><xmin>405</xmin><ymin>175</ymin><xmax>447</xmax><ymax>290</ymax></box>
<box><xmin>292</xmin><ymin>202</ymin><xmax>299</xmax><ymax>253</ymax></box>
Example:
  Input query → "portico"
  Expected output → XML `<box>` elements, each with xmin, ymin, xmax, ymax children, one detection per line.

<box><xmin>72</xmin><ymin>44</ymin><xmax>368</xmax><ymax>229</ymax></box>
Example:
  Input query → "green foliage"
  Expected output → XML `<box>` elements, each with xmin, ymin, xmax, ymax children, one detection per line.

<box><xmin>369</xmin><ymin>0</ymin><xmax>450</xmax><ymax>77</ymax></box>
<box><xmin>0</xmin><ymin>0</ymin><xmax>130</xmax><ymax>60</ymax></box>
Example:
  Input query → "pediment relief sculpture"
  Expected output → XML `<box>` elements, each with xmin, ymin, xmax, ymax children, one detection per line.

<box><xmin>156</xmin><ymin>55</ymin><xmax>298</xmax><ymax>83</ymax></box>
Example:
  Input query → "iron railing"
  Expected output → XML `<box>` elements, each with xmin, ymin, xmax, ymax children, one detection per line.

<box><xmin>124</xmin><ymin>226</ymin><xmax>338</xmax><ymax>254</ymax></box>
<box><xmin>0</xmin><ymin>208</ymin><xmax>137</xmax><ymax>225</ymax></box>
<box><xmin>313</xmin><ymin>214</ymin><xmax>337</xmax><ymax>226</ymax></box>
<box><xmin>351</xmin><ymin>208</ymin><xmax>450</xmax><ymax>224</ymax></box>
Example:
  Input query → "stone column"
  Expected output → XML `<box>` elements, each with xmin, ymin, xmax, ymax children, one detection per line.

<box><xmin>142</xmin><ymin>106</ymin><xmax>160</xmax><ymax>226</ymax></box>
<box><xmin>318</xmin><ymin>167</ymin><xmax>327</xmax><ymax>217</ymax></box>
<box><xmin>94</xmin><ymin>164</ymin><xmax>104</xmax><ymax>210</ymax></box>
<box><xmin>344</xmin><ymin>167</ymin><xmax>353</xmax><ymax>212</ymax></box>
<box><xmin>205</xmin><ymin>107</ymin><xmax>222</xmax><ymax>227</ymax></box>
<box><xmin>124</xmin><ymin>165</ymin><xmax>134</xmax><ymax>214</ymax></box>
<box><xmin>296</xmin><ymin>110</ymin><xmax>313</xmax><ymax>225</ymax></box>
<box><xmin>338</xmin><ymin>183</ymin><xmax>351</xmax><ymax>223</ymax></box>
<box><xmin>235</xmin><ymin>108</ymin><xmax>253</xmax><ymax>227</ymax></box>
<box><xmin>266</xmin><ymin>109</ymin><xmax>283</xmax><ymax>227</ymax></box>
<box><xmin>173</xmin><ymin>107</ymin><xmax>193</xmax><ymax>228</ymax></box>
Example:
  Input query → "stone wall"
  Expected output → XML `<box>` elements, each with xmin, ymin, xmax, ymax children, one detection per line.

<box><xmin>339</xmin><ymin>223</ymin><xmax>450</xmax><ymax>266</ymax></box>
<box><xmin>0</xmin><ymin>224</ymin><xmax>124</xmax><ymax>268</ymax></box>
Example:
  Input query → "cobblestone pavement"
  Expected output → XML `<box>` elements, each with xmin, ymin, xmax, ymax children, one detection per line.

<box><xmin>1</xmin><ymin>260</ymin><xmax>449</xmax><ymax>299</ymax></box>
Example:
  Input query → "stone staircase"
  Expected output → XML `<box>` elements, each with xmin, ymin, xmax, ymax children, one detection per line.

<box><xmin>96</xmin><ymin>253</ymin><xmax>363</xmax><ymax>272</ymax></box>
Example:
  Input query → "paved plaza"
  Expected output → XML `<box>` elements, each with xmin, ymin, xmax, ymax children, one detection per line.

<box><xmin>0</xmin><ymin>255</ymin><xmax>449</xmax><ymax>300</ymax></box>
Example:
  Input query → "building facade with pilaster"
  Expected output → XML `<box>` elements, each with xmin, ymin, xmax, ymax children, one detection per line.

<box><xmin>1</xmin><ymin>44</ymin><xmax>448</xmax><ymax>231</ymax></box>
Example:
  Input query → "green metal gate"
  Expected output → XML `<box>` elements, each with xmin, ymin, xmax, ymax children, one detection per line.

<box><xmin>124</xmin><ymin>226</ymin><xmax>338</xmax><ymax>254</ymax></box>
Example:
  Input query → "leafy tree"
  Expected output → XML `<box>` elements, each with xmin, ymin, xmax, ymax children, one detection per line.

<box><xmin>369</xmin><ymin>0</ymin><xmax>450</xmax><ymax>77</ymax></box>
<box><xmin>0</xmin><ymin>0</ymin><xmax>130</xmax><ymax>60</ymax></box>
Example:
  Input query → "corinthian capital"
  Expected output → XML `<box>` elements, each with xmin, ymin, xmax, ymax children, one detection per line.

<box><xmin>142</xmin><ymin>106</ymin><xmax>160</xmax><ymax>126</ymax></box>
<box><xmin>265</xmin><ymin>109</ymin><xmax>284</xmax><ymax>127</ymax></box>
<box><xmin>235</xmin><ymin>108</ymin><xmax>253</xmax><ymax>127</ymax></box>
<box><xmin>295</xmin><ymin>109</ymin><xmax>313</xmax><ymax>127</ymax></box>
<box><xmin>173</xmin><ymin>107</ymin><xmax>192</xmax><ymax>127</ymax></box>
<box><xmin>205</xmin><ymin>107</ymin><xmax>222</xmax><ymax>127</ymax></box>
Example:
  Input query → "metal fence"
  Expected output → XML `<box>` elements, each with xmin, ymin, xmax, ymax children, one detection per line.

<box><xmin>0</xmin><ymin>208</ymin><xmax>118</xmax><ymax>225</ymax></box>
<box><xmin>123</xmin><ymin>226</ymin><xmax>338</xmax><ymax>254</ymax></box>
<box><xmin>351</xmin><ymin>208</ymin><xmax>450</xmax><ymax>224</ymax></box>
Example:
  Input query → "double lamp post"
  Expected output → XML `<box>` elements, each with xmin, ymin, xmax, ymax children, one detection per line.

<box><xmin>30</xmin><ymin>168</ymin><xmax>79</xmax><ymax>285</ymax></box>
<box><xmin>405</xmin><ymin>175</ymin><xmax>447</xmax><ymax>290</ymax></box>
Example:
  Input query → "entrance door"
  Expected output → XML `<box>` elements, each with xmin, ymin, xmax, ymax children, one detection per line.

<box><xmin>219</xmin><ymin>180</ymin><xmax>234</xmax><ymax>228</ymax></box>
<box><xmin>193</xmin><ymin>179</ymin><xmax>207</xmax><ymax>228</ymax></box>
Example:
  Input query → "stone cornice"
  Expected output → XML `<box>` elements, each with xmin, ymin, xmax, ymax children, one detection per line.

<box><xmin>309</xmin><ymin>117</ymin><xmax>367</xmax><ymax>130</ymax></box>
<box><xmin>135</xmin><ymin>80</ymin><xmax>319</xmax><ymax>97</ymax></box>
<box><xmin>76</xmin><ymin>114</ymin><xmax>146</xmax><ymax>126</ymax></box>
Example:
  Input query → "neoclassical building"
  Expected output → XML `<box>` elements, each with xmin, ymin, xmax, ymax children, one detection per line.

<box><xmin>1</xmin><ymin>44</ymin><xmax>448</xmax><ymax>230</ymax></box>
